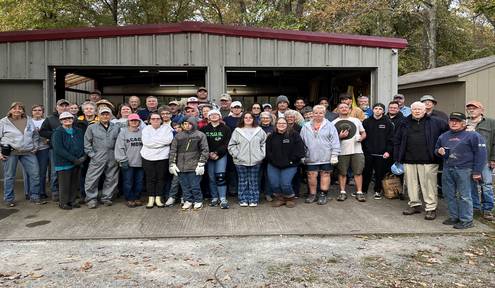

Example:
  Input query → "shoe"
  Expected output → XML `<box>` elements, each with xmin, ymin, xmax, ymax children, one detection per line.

<box><xmin>52</xmin><ymin>196</ymin><xmax>59</xmax><ymax>202</ymax></box>
<box><xmin>337</xmin><ymin>192</ymin><xmax>347</xmax><ymax>202</ymax></box>
<box><xmin>220</xmin><ymin>201</ymin><xmax>229</xmax><ymax>209</ymax></box>
<box><xmin>209</xmin><ymin>198</ymin><xmax>219</xmax><ymax>207</ymax></box>
<box><xmin>239</xmin><ymin>202</ymin><xmax>248</xmax><ymax>207</ymax></box>
<box><xmin>102</xmin><ymin>200</ymin><xmax>113</xmax><ymax>207</ymax></box>
<box><xmin>285</xmin><ymin>197</ymin><xmax>296</xmax><ymax>208</ymax></box>
<box><xmin>356</xmin><ymin>192</ymin><xmax>366</xmax><ymax>202</ymax></box>
<box><xmin>126</xmin><ymin>201</ymin><xmax>136</xmax><ymax>208</ymax></box>
<box><xmin>249</xmin><ymin>203</ymin><xmax>258</xmax><ymax>207</ymax></box>
<box><xmin>482</xmin><ymin>211</ymin><xmax>494</xmax><ymax>221</ymax></box>
<box><xmin>351</xmin><ymin>191</ymin><xmax>357</xmax><ymax>197</ymax></box>
<box><xmin>403</xmin><ymin>206</ymin><xmax>421</xmax><ymax>215</ymax></box>
<box><xmin>134</xmin><ymin>200</ymin><xmax>143</xmax><ymax>206</ymax></box>
<box><xmin>272</xmin><ymin>196</ymin><xmax>286</xmax><ymax>207</ymax></box>
<box><xmin>155</xmin><ymin>196</ymin><xmax>165</xmax><ymax>208</ymax></box>
<box><xmin>40</xmin><ymin>194</ymin><xmax>49</xmax><ymax>199</ymax></box>
<box><xmin>164</xmin><ymin>197</ymin><xmax>175</xmax><ymax>207</ymax></box>
<box><xmin>32</xmin><ymin>199</ymin><xmax>47</xmax><ymax>205</ymax></box>
<box><xmin>59</xmin><ymin>204</ymin><xmax>72</xmax><ymax>210</ymax></box>
<box><xmin>442</xmin><ymin>218</ymin><xmax>459</xmax><ymax>225</ymax></box>
<box><xmin>374</xmin><ymin>192</ymin><xmax>382</xmax><ymax>200</ymax></box>
<box><xmin>317</xmin><ymin>193</ymin><xmax>328</xmax><ymax>205</ymax></box>
<box><xmin>87</xmin><ymin>201</ymin><xmax>98</xmax><ymax>209</ymax></box>
<box><xmin>71</xmin><ymin>202</ymin><xmax>81</xmax><ymax>208</ymax></box>
<box><xmin>6</xmin><ymin>201</ymin><xmax>15</xmax><ymax>207</ymax></box>
<box><xmin>265</xmin><ymin>195</ymin><xmax>273</xmax><ymax>202</ymax></box>
<box><xmin>453</xmin><ymin>221</ymin><xmax>474</xmax><ymax>229</ymax></box>
<box><xmin>425</xmin><ymin>210</ymin><xmax>437</xmax><ymax>220</ymax></box>
<box><xmin>146</xmin><ymin>197</ymin><xmax>155</xmax><ymax>209</ymax></box>
<box><xmin>182</xmin><ymin>201</ymin><xmax>193</xmax><ymax>210</ymax></box>
<box><xmin>305</xmin><ymin>194</ymin><xmax>317</xmax><ymax>203</ymax></box>
<box><xmin>193</xmin><ymin>202</ymin><xmax>203</xmax><ymax>210</ymax></box>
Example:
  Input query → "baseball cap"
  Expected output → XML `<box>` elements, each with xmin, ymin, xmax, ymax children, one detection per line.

<box><xmin>59</xmin><ymin>111</ymin><xmax>74</xmax><ymax>120</ymax></box>
<box><xmin>339</xmin><ymin>93</ymin><xmax>352</xmax><ymax>100</ymax></box>
<box><xmin>466</xmin><ymin>101</ymin><xmax>484</xmax><ymax>110</ymax></box>
<box><xmin>168</xmin><ymin>100</ymin><xmax>180</xmax><ymax>106</ymax></box>
<box><xmin>262</xmin><ymin>103</ymin><xmax>272</xmax><ymax>109</ymax></box>
<box><xmin>128</xmin><ymin>114</ymin><xmax>140</xmax><ymax>121</ymax></box>
<box><xmin>220</xmin><ymin>93</ymin><xmax>232</xmax><ymax>101</ymax></box>
<box><xmin>197</xmin><ymin>87</ymin><xmax>207</xmax><ymax>92</ymax></box>
<box><xmin>98</xmin><ymin>107</ymin><xmax>112</xmax><ymax>114</ymax></box>
<box><xmin>187</xmin><ymin>97</ymin><xmax>199</xmax><ymax>103</ymax></box>
<box><xmin>56</xmin><ymin>99</ymin><xmax>70</xmax><ymax>106</ymax></box>
<box><xmin>393</xmin><ymin>94</ymin><xmax>405</xmax><ymax>99</ymax></box>
<box><xmin>90</xmin><ymin>89</ymin><xmax>101</xmax><ymax>95</ymax></box>
<box><xmin>231</xmin><ymin>101</ymin><xmax>242</xmax><ymax>108</ymax></box>
<box><xmin>420</xmin><ymin>95</ymin><xmax>436</xmax><ymax>103</ymax></box>
<box><xmin>449</xmin><ymin>112</ymin><xmax>466</xmax><ymax>121</ymax></box>
<box><xmin>207</xmin><ymin>109</ymin><xmax>221</xmax><ymax>117</ymax></box>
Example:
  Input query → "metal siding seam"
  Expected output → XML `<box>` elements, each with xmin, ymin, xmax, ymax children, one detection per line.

<box><xmin>98</xmin><ymin>37</ymin><xmax>102</xmax><ymax>65</ymax></box>
<box><xmin>134</xmin><ymin>36</ymin><xmax>138</xmax><ymax>65</ymax></box>
<box><xmin>275</xmin><ymin>40</ymin><xmax>278</xmax><ymax>66</ymax></box>
<box><xmin>152</xmin><ymin>35</ymin><xmax>156</xmax><ymax>65</ymax></box>
<box><xmin>291</xmin><ymin>41</ymin><xmax>294</xmax><ymax>66</ymax></box>
<box><xmin>44</xmin><ymin>41</ymin><xmax>48</xmax><ymax>78</ymax></box>
<box><xmin>308</xmin><ymin>42</ymin><xmax>311</xmax><ymax>67</ymax></box>
<box><xmin>170</xmin><ymin>34</ymin><xmax>174</xmax><ymax>66</ymax></box>
<box><xmin>63</xmin><ymin>39</ymin><xmax>67</xmax><ymax>65</ymax></box>
<box><xmin>6</xmin><ymin>42</ymin><xmax>10</xmax><ymax>78</ymax></box>
<box><xmin>240</xmin><ymin>37</ymin><xmax>244</xmax><ymax>66</ymax></box>
<box><xmin>81</xmin><ymin>38</ymin><xmax>85</xmax><ymax>65</ymax></box>
<box><xmin>359</xmin><ymin>46</ymin><xmax>362</xmax><ymax>66</ymax></box>
<box><xmin>25</xmin><ymin>41</ymin><xmax>29</xmax><ymax>78</ymax></box>
<box><xmin>341</xmin><ymin>45</ymin><xmax>345</xmax><ymax>67</ymax></box>
<box><xmin>187</xmin><ymin>33</ymin><xmax>191</xmax><ymax>65</ymax></box>
<box><xmin>117</xmin><ymin>37</ymin><xmax>121</xmax><ymax>65</ymax></box>
<box><xmin>324</xmin><ymin>44</ymin><xmax>328</xmax><ymax>66</ymax></box>
<box><xmin>257</xmin><ymin>38</ymin><xmax>260</xmax><ymax>66</ymax></box>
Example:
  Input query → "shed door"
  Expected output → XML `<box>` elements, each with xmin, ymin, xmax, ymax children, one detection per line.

<box><xmin>0</xmin><ymin>80</ymin><xmax>43</xmax><ymax>115</ymax></box>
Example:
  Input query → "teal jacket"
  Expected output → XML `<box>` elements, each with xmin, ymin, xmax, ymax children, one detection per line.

<box><xmin>52</xmin><ymin>126</ymin><xmax>85</xmax><ymax>167</ymax></box>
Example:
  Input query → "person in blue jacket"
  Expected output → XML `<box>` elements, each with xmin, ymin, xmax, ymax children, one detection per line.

<box><xmin>435</xmin><ymin>112</ymin><xmax>487</xmax><ymax>229</ymax></box>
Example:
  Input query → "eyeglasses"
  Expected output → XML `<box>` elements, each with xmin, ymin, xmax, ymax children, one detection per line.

<box><xmin>32</xmin><ymin>109</ymin><xmax>43</xmax><ymax>112</ymax></box>
<box><xmin>150</xmin><ymin>117</ymin><xmax>161</xmax><ymax>120</ymax></box>
<box><xmin>61</xmin><ymin>118</ymin><xmax>73</xmax><ymax>121</ymax></box>
<box><xmin>252</xmin><ymin>107</ymin><xmax>261</xmax><ymax>110</ymax></box>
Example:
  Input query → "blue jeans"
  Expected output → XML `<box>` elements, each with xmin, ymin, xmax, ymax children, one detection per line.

<box><xmin>267</xmin><ymin>164</ymin><xmax>297</xmax><ymax>198</ymax></box>
<box><xmin>23</xmin><ymin>148</ymin><xmax>50</xmax><ymax>198</ymax></box>
<box><xmin>471</xmin><ymin>163</ymin><xmax>494</xmax><ymax>212</ymax></box>
<box><xmin>207</xmin><ymin>156</ymin><xmax>227</xmax><ymax>201</ymax></box>
<box><xmin>236</xmin><ymin>164</ymin><xmax>261</xmax><ymax>204</ymax></box>
<box><xmin>49</xmin><ymin>149</ymin><xmax>59</xmax><ymax>197</ymax></box>
<box><xmin>442</xmin><ymin>167</ymin><xmax>473</xmax><ymax>223</ymax></box>
<box><xmin>122</xmin><ymin>167</ymin><xmax>144</xmax><ymax>201</ymax></box>
<box><xmin>179</xmin><ymin>172</ymin><xmax>202</xmax><ymax>203</ymax></box>
<box><xmin>3</xmin><ymin>154</ymin><xmax>41</xmax><ymax>202</ymax></box>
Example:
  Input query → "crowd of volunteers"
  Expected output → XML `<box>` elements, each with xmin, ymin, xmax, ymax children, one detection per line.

<box><xmin>1</xmin><ymin>87</ymin><xmax>493</xmax><ymax>230</ymax></box>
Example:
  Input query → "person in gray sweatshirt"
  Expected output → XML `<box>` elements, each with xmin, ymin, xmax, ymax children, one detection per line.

<box><xmin>114</xmin><ymin>113</ymin><xmax>144</xmax><ymax>208</ymax></box>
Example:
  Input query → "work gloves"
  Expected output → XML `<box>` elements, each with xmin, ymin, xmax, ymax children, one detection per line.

<box><xmin>169</xmin><ymin>163</ymin><xmax>180</xmax><ymax>176</ymax></box>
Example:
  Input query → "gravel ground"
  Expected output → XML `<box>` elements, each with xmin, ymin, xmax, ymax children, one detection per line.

<box><xmin>0</xmin><ymin>233</ymin><xmax>494</xmax><ymax>287</ymax></box>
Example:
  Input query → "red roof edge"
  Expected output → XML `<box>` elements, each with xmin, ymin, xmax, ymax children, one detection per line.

<box><xmin>0</xmin><ymin>21</ymin><xmax>408</xmax><ymax>49</ymax></box>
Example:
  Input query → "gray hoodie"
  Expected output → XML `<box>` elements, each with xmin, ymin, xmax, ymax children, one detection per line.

<box><xmin>300</xmin><ymin>118</ymin><xmax>341</xmax><ymax>165</ymax></box>
<box><xmin>114</xmin><ymin>127</ymin><xmax>143</xmax><ymax>167</ymax></box>
<box><xmin>0</xmin><ymin>116</ymin><xmax>39</xmax><ymax>153</ymax></box>
<box><xmin>84</xmin><ymin>121</ymin><xmax>120</xmax><ymax>163</ymax></box>
<box><xmin>228</xmin><ymin>126</ymin><xmax>266</xmax><ymax>166</ymax></box>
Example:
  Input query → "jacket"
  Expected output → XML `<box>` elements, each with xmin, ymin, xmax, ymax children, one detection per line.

<box><xmin>140</xmin><ymin>124</ymin><xmax>174</xmax><ymax>161</ymax></box>
<box><xmin>0</xmin><ymin>116</ymin><xmax>39</xmax><ymax>153</ymax></box>
<box><xmin>393</xmin><ymin>114</ymin><xmax>448</xmax><ymax>163</ymax></box>
<box><xmin>272</xmin><ymin>109</ymin><xmax>305</xmax><ymax>126</ymax></box>
<box><xmin>386</xmin><ymin>112</ymin><xmax>405</xmax><ymax>129</ymax></box>
<box><xmin>201</xmin><ymin>123</ymin><xmax>231</xmax><ymax>159</ymax></box>
<box><xmin>115</xmin><ymin>128</ymin><xmax>143</xmax><ymax>167</ymax></box>
<box><xmin>75</xmin><ymin>115</ymin><xmax>99</xmax><ymax>134</ymax></box>
<box><xmin>266</xmin><ymin>130</ymin><xmax>305</xmax><ymax>168</ymax></box>
<box><xmin>169</xmin><ymin>119</ymin><xmax>209</xmax><ymax>172</ymax></box>
<box><xmin>52</xmin><ymin>126</ymin><xmax>85</xmax><ymax>167</ymax></box>
<box><xmin>39</xmin><ymin>112</ymin><xmax>61</xmax><ymax>146</ymax></box>
<box><xmin>228</xmin><ymin>127</ymin><xmax>267</xmax><ymax>166</ymax></box>
<box><xmin>474</xmin><ymin>116</ymin><xmax>495</xmax><ymax>162</ymax></box>
<box><xmin>362</xmin><ymin>116</ymin><xmax>394</xmax><ymax>155</ymax></box>
<box><xmin>300</xmin><ymin>119</ymin><xmax>341</xmax><ymax>165</ymax></box>
<box><xmin>84</xmin><ymin>122</ymin><xmax>120</xmax><ymax>163</ymax></box>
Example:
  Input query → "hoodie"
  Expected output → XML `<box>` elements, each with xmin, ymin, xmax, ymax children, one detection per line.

<box><xmin>228</xmin><ymin>126</ymin><xmax>267</xmax><ymax>166</ymax></box>
<box><xmin>169</xmin><ymin>117</ymin><xmax>209</xmax><ymax>172</ymax></box>
<box><xmin>115</xmin><ymin>127</ymin><xmax>144</xmax><ymax>167</ymax></box>
<box><xmin>0</xmin><ymin>116</ymin><xmax>39</xmax><ymax>153</ymax></box>
<box><xmin>140</xmin><ymin>124</ymin><xmax>174</xmax><ymax>161</ymax></box>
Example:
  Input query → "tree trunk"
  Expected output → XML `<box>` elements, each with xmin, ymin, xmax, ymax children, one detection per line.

<box><xmin>295</xmin><ymin>0</ymin><xmax>306</xmax><ymax>17</ymax></box>
<box><xmin>424</xmin><ymin>0</ymin><xmax>437</xmax><ymax>69</ymax></box>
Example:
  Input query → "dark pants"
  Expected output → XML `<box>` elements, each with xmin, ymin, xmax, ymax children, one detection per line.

<box><xmin>122</xmin><ymin>167</ymin><xmax>144</xmax><ymax>201</ymax></box>
<box><xmin>142</xmin><ymin>158</ymin><xmax>167</xmax><ymax>197</ymax></box>
<box><xmin>58</xmin><ymin>167</ymin><xmax>81</xmax><ymax>206</ymax></box>
<box><xmin>363</xmin><ymin>155</ymin><xmax>387</xmax><ymax>193</ymax></box>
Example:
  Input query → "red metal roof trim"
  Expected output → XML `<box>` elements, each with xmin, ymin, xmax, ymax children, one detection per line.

<box><xmin>0</xmin><ymin>21</ymin><xmax>407</xmax><ymax>49</ymax></box>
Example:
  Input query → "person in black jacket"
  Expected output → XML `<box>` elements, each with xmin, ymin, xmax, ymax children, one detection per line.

<box><xmin>394</xmin><ymin>101</ymin><xmax>448</xmax><ymax>220</ymax></box>
<box><xmin>362</xmin><ymin>103</ymin><xmax>394</xmax><ymax>199</ymax></box>
<box><xmin>386</xmin><ymin>101</ymin><xmax>405</xmax><ymax>129</ymax></box>
<box><xmin>201</xmin><ymin>109</ymin><xmax>232</xmax><ymax>209</ymax></box>
<box><xmin>39</xmin><ymin>99</ymin><xmax>70</xmax><ymax>202</ymax></box>
<box><xmin>266</xmin><ymin>117</ymin><xmax>306</xmax><ymax>208</ymax></box>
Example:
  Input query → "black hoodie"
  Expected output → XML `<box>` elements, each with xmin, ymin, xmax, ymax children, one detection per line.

<box><xmin>201</xmin><ymin>122</ymin><xmax>231</xmax><ymax>159</ymax></box>
<box><xmin>266</xmin><ymin>130</ymin><xmax>306</xmax><ymax>168</ymax></box>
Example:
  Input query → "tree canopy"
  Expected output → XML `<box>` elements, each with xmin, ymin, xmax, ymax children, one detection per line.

<box><xmin>1</xmin><ymin>0</ymin><xmax>494</xmax><ymax>75</ymax></box>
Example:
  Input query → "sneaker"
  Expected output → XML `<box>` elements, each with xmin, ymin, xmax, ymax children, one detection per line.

<box><xmin>102</xmin><ymin>200</ymin><xmax>113</xmax><ymax>207</ymax></box>
<box><xmin>134</xmin><ymin>200</ymin><xmax>143</xmax><ymax>206</ymax></box>
<box><xmin>482</xmin><ymin>211</ymin><xmax>494</xmax><ymax>221</ymax></box>
<box><xmin>32</xmin><ymin>199</ymin><xmax>47</xmax><ymax>205</ymax></box>
<box><xmin>58</xmin><ymin>204</ymin><xmax>72</xmax><ymax>210</ymax></box>
<box><xmin>373</xmin><ymin>192</ymin><xmax>382</xmax><ymax>200</ymax></box>
<box><xmin>209</xmin><ymin>198</ymin><xmax>219</xmax><ymax>207</ymax></box>
<box><xmin>265</xmin><ymin>195</ymin><xmax>273</xmax><ymax>202</ymax></box>
<box><xmin>126</xmin><ymin>201</ymin><xmax>136</xmax><ymax>208</ymax></box>
<box><xmin>453</xmin><ymin>221</ymin><xmax>474</xmax><ymax>229</ymax></box>
<box><xmin>356</xmin><ymin>192</ymin><xmax>366</xmax><ymax>202</ymax></box>
<box><xmin>442</xmin><ymin>218</ymin><xmax>459</xmax><ymax>225</ymax></box>
<box><xmin>249</xmin><ymin>203</ymin><xmax>258</xmax><ymax>207</ymax></box>
<box><xmin>182</xmin><ymin>201</ymin><xmax>193</xmax><ymax>210</ymax></box>
<box><xmin>6</xmin><ymin>201</ymin><xmax>15</xmax><ymax>207</ymax></box>
<box><xmin>351</xmin><ymin>191</ymin><xmax>357</xmax><ymax>197</ymax></box>
<box><xmin>239</xmin><ymin>202</ymin><xmax>248</xmax><ymax>207</ymax></box>
<box><xmin>285</xmin><ymin>197</ymin><xmax>296</xmax><ymax>208</ymax></box>
<box><xmin>165</xmin><ymin>197</ymin><xmax>175</xmax><ymax>207</ymax></box>
<box><xmin>87</xmin><ymin>201</ymin><xmax>98</xmax><ymax>209</ymax></box>
<box><xmin>193</xmin><ymin>202</ymin><xmax>203</xmax><ymax>210</ymax></box>
<box><xmin>424</xmin><ymin>210</ymin><xmax>437</xmax><ymax>220</ymax></box>
<box><xmin>305</xmin><ymin>194</ymin><xmax>317</xmax><ymax>203</ymax></box>
<box><xmin>220</xmin><ymin>201</ymin><xmax>230</xmax><ymax>209</ymax></box>
<box><xmin>317</xmin><ymin>193</ymin><xmax>328</xmax><ymax>205</ymax></box>
<box><xmin>337</xmin><ymin>192</ymin><xmax>347</xmax><ymax>202</ymax></box>
<box><xmin>403</xmin><ymin>206</ymin><xmax>421</xmax><ymax>215</ymax></box>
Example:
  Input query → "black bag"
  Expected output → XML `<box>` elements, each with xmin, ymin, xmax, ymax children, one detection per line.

<box><xmin>1</xmin><ymin>144</ymin><xmax>13</xmax><ymax>156</ymax></box>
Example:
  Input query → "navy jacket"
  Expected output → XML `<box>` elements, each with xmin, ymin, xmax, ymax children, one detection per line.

<box><xmin>393</xmin><ymin>114</ymin><xmax>448</xmax><ymax>163</ymax></box>
<box><xmin>52</xmin><ymin>126</ymin><xmax>85</xmax><ymax>167</ymax></box>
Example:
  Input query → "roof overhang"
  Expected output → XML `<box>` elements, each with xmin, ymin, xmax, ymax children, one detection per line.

<box><xmin>398</xmin><ymin>76</ymin><xmax>462</xmax><ymax>90</ymax></box>
<box><xmin>0</xmin><ymin>21</ymin><xmax>408</xmax><ymax>49</ymax></box>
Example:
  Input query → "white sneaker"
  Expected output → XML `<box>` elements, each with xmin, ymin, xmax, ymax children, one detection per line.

<box><xmin>249</xmin><ymin>203</ymin><xmax>258</xmax><ymax>207</ymax></box>
<box><xmin>165</xmin><ymin>197</ymin><xmax>175</xmax><ymax>207</ymax></box>
<box><xmin>193</xmin><ymin>202</ymin><xmax>203</xmax><ymax>210</ymax></box>
<box><xmin>239</xmin><ymin>202</ymin><xmax>248</xmax><ymax>207</ymax></box>
<box><xmin>182</xmin><ymin>201</ymin><xmax>193</xmax><ymax>210</ymax></box>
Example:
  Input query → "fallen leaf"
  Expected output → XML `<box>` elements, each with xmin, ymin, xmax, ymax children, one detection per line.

<box><xmin>114</xmin><ymin>274</ymin><xmax>130</xmax><ymax>280</ymax></box>
<box><xmin>80</xmin><ymin>261</ymin><xmax>93</xmax><ymax>272</ymax></box>
<box><xmin>29</xmin><ymin>273</ymin><xmax>44</xmax><ymax>279</ymax></box>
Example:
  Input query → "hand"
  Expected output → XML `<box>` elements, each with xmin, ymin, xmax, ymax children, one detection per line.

<box><xmin>472</xmin><ymin>173</ymin><xmax>482</xmax><ymax>181</ymax></box>
<box><xmin>195</xmin><ymin>163</ymin><xmax>205</xmax><ymax>176</ymax></box>
<box><xmin>330</xmin><ymin>155</ymin><xmax>339</xmax><ymax>165</ymax></box>
<box><xmin>437</xmin><ymin>147</ymin><xmax>445</xmax><ymax>156</ymax></box>
<box><xmin>73</xmin><ymin>156</ymin><xmax>87</xmax><ymax>166</ymax></box>
<box><xmin>169</xmin><ymin>163</ymin><xmax>180</xmax><ymax>176</ymax></box>
<box><xmin>0</xmin><ymin>153</ymin><xmax>7</xmax><ymax>161</ymax></box>
<box><xmin>383</xmin><ymin>152</ymin><xmax>390</xmax><ymax>159</ymax></box>
<box><xmin>339</xmin><ymin>130</ymin><xmax>349</xmax><ymax>139</ymax></box>
<box><xmin>119</xmin><ymin>161</ymin><xmax>129</xmax><ymax>170</ymax></box>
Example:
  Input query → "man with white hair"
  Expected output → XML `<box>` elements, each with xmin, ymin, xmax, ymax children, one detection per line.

<box><xmin>394</xmin><ymin>101</ymin><xmax>448</xmax><ymax>220</ymax></box>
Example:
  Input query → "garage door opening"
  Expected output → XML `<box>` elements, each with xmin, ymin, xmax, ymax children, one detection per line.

<box><xmin>226</xmin><ymin>68</ymin><xmax>373</xmax><ymax>110</ymax></box>
<box><xmin>53</xmin><ymin>67</ymin><xmax>206</xmax><ymax>106</ymax></box>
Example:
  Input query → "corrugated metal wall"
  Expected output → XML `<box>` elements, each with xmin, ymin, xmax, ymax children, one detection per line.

<box><xmin>0</xmin><ymin>33</ymin><xmax>398</xmax><ymax>107</ymax></box>
<box><xmin>461</xmin><ymin>66</ymin><xmax>495</xmax><ymax>118</ymax></box>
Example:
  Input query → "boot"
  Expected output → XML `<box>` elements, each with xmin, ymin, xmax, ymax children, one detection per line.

<box><xmin>271</xmin><ymin>195</ymin><xmax>286</xmax><ymax>207</ymax></box>
<box><xmin>285</xmin><ymin>197</ymin><xmax>296</xmax><ymax>208</ymax></box>
<box><xmin>155</xmin><ymin>196</ymin><xmax>165</xmax><ymax>208</ymax></box>
<box><xmin>146</xmin><ymin>197</ymin><xmax>155</xmax><ymax>209</ymax></box>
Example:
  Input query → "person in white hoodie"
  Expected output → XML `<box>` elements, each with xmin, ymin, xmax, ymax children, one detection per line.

<box><xmin>228</xmin><ymin>112</ymin><xmax>267</xmax><ymax>207</ymax></box>
<box><xmin>141</xmin><ymin>111</ymin><xmax>174</xmax><ymax>208</ymax></box>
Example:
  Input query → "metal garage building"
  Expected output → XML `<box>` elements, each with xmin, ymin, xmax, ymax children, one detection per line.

<box><xmin>0</xmin><ymin>21</ymin><xmax>407</xmax><ymax>113</ymax></box>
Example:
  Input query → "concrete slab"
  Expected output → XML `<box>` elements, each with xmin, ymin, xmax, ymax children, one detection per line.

<box><xmin>0</xmin><ymin>189</ymin><xmax>493</xmax><ymax>240</ymax></box>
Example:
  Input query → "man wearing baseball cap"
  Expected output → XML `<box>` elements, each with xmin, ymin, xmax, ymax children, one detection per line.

<box><xmin>393</xmin><ymin>94</ymin><xmax>411</xmax><ymax>117</ymax></box>
<box><xmin>219</xmin><ymin>93</ymin><xmax>232</xmax><ymax>118</ymax></box>
<box><xmin>420</xmin><ymin>95</ymin><xmax>448</xmax><ymax>123</ymax></box>
<box><xmin>89</xmin><ymin>90</ymin><xmax>102</xmax><ymax>103</ymax></box>
<box><xmin>332</xmin><ymin>93</ymin><xmax>365</xmax><ymax>121</ymax></box>
<box><xmin>466</xmin><ymin>100</ymin><xmax>495</xmax><ymax>221</ymax></box>
<box><xmin>168</xmin><ymin>100</ymin><xmax>185</xmax><ymax>124</ymax></box>
<box><xmin>224</xmin><ymin>101</ymin><xmax>243</xmax><ymax>131</ymax></box>
<box><xmin>435</xmin><ymin>112</ymin><xmax>487</xmax><ymax>229</ymax></box>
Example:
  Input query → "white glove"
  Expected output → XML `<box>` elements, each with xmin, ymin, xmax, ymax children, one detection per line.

<box><xmin>330</xmin><ymin>155</ymin><xmax>339</xmax><ymax>165</ymax></box>
<box><xmin>195</xmin><ymin>163</ymin><xmax>205</xmax><ymax>176</ymax></box>
<box><xmin>169</xmin><ymin>163</ymin><xmax>180</xmax><ymax>176</ymax></box>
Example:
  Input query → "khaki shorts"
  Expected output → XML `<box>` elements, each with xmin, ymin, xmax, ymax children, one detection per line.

<box><xmin>336</xmin><ymin>153</ymin><xmax>365</xmax><ymax>176</ymax></box>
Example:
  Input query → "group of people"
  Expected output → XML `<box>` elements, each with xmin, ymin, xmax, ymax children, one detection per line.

<box><xmin>0</xmin><ymin>87</ymin><xmax>493</xmax><ymax>229</ymax></box>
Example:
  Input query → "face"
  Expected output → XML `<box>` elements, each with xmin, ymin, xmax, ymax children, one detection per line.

<box><xmin>341</xmin><ymin>98</ymin><xmax>352</xmax><ymax>106</ymax></box>
<box><xmin>358</xmin><ymin>97</ymin><xmax>369</xmax><ymax>108</ymax></box>
<box><xmin>146</xmin><ymin>98</ymin><xmax>158</xmax><ymax>109</ymax></box>
<box><xmin>303</xmin><ymin>112</ymin><xmax>313</xmax><ymax>121</ymax></box>
<box><xmin>231</xmin><ymin>106</ymin><xmax>242</xmax><ymax>116</ymax></box>
<box><xmin>89</xmin><ymin>93</ymin><xmax>101</xmax><ymax>102</ymax></box>
<box><xmin>220</xmin><ymin>99</ymin><xmax>231</xmax><ymax>109</ymax></box>
<box><xmin>69</xmin><ymin>104</ymin><xmax>79</xmax><ymax>115</ymax></box>
<box><xmin>394</xmin><ymin>97</ymin><xmax>404</xmax><ymax>106</ymax></box>
<box><xmin>286</xmin><ymin>114</ymin><xmax>296</xmax><ymax>124</ymax></box>
<box><xmin>251</xmin><ymin>105</ymin><xmax>261</xmax><ymax>114</ymax></box>
<box><xmin>196</xmin><ymin>90</ymin><xmax>208</xmax><ymax>100</ymax></box>
<box><xmin>338</xmin><ymin>104</ymin><xmax>350</xmax><ymax>116</ymax></box>
<box><xmin>276</xmin><ymin>119</ymin><xmax>288</xmax><ymax>133</ymax></box>
<box><xmin>168</xmin><ymin>104</ymin><xmax>178</xmax><ymax>113</ymax></box>
<box><xmin>243</xmin><ymin>114</ymin><xmax>254</xmax><ymax>126</ymax></box>
<box><xmin>149</xmin><ymin>114</ymin><xmax>162</xmax><ymax>127</ymax></box>
<box><xmin>128</xmin><ymin>96</ymin><xmax>140</xmax><ymax>109</ymax></box>
<box><xmin>423</xmin><ymin>100</ymin><xmax>434</xmax><ymax>110</ymax></box>
<box><xmin>201</xmin><ymin>107</ymin><xmax>211</xmax><ymax>120</ymax></box>
<box><xmin>60</xmin><ymin>117</ymin><xmax>74</xmax><ymax>127</ymax></box>
<box><xmin>173</xmin><ymin>124</ymin><xmax>182</xmax><ymax>132</ymax></box>
<box><xmin>264</xmin><ymin>106</ymin><xmax>272</xmax><ymax>112</ymax></box>
<box><xmin>448</xmin><ymin>119</ymin><xmax>465</xmax><ymax>132</ymax></box>
<box><xmin>182</xmin><ymin>122</ymin><xmax>192</xmax><ymax>131</ymax></box>
<box><xmin>313</xmin><ymin>108</ymin><xmax>325</xmax><ymax>122</ymax></box>
<box><xmin>277</xmin><ymin>101</ymin><xmax>288</xmax><ymax>111</ymax></box>
<box><xmin>10</xmin><ymin>105</ymin><xmax>24</xmax><ymax>117</ymax></box>
<box><xmin>99</xmin><ymin>112</ymin><xmax>111</xmax><ymax>123</ymax></box>
<box><xmin>56</xmin><ymin>103</ymin><xmax>70</xmax><ymax>114</ymax></box>
<box><xmin>388</xmin><ymin>104</ymin><xmax>399</xmax><ymax>115</ymax></box>
<box><xmin>466</xmin><ymin>105</ymin><xmax>482</xmax><ymax>118</ymax></box>
<box><xmin>295</xmin><ymin>99</ymin><xmax>305</xmax><ymax>110</ymax></box>
<box><xmin>372</xmin><ymin>106</ymin><xmax>384</xmax><ymax>117</ymax></box>
<box><xmin>260</xmin><ymin>115</ymin><xmax>271</xmax><ymax>125</ymax></box>
<box><xmin>187</xmin><ymin>101</ymin><xmax>199</xmax><ymax>108</ymax></box>
<box><xmin>161</xmin><ymin>110</ymin><xmax>171</xmax><ymax>122</ymax></box>
<box><xmin>411</xmin><ymin>105</ymin><xmax>426</xmax><ymax>119</ymax></box>
<box><xmin>185</xmin><ymin>108</ymin><xmax>196</xmax><ymax>117</ymax></box>
<box><xmin>128</xmin><ymin>119</ymin><xmax>140</xmax><ymax>128</ymax></box>
<box><xmin>209</xmin><ymin>113</ymin><xmax>220</xmax><ymax>122</ymax></box>
<box><xmin>319</xmin><ymin>100</ymin><xmax>329</xmax><ymax>108</ymax></box>
<box><xmin>83</xmin><ymin>105</ymin><xmax>95</xmax><ymax>117</ymax></box>
<box><xmin>32</xmin><ymin>106</ymin><xmax>44</xmax><ymax>118</ymax></box>
<box><xmin>120</xmin><ymin>106</ymin><xmax>132</xmax><ymax>117</ymax></box>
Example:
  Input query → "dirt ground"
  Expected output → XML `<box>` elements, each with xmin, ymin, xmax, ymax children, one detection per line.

<box><xmin>0</xmin><ymin>231</ymin><xmax>494</xmax><ymax>288</ymax></box>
